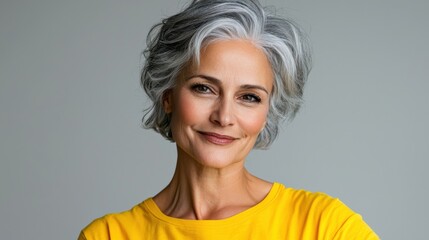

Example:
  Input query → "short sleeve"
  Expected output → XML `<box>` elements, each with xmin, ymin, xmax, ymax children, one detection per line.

<box><xmin>322</xmin><ymin>199</ymin><xmax>379</xmax><ymax>240</ymax></box>
<box><xmin>332</xmin><ymin>213</ymin><xmax>379</xmax><ymax>240</ymax></box>
<box><xmin>77</xmin><ymin>231</ymin><xmax>87</xmax><ymax>240</ymax></box>
<box><xmin>78</xmin><ymin>217</ymin><xmax>110</xmax><ymax>240</ymax></box>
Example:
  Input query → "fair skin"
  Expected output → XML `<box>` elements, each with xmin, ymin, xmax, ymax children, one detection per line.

<box><xmin>153</xmin><ymin>39</ymin><xmax>274</xmax><ymax>220</ymax></box>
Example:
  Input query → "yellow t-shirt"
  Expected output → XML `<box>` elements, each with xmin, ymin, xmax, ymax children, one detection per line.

<box><xmin>79</xmin><ymin>183</ymin><xmax>379</xmax><ymax>239</ymax></box>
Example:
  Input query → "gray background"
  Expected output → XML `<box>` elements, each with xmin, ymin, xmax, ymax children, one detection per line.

<box><xmin>1</xmin><ymin>0</ymin><xmax>427</xmax><ymax>239</ymax></box>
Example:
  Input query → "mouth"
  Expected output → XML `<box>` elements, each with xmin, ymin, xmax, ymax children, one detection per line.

<box><xmin>197</xmin><ymin>131</ymin><xmax>237</xmax><ymax>145</ymax></box>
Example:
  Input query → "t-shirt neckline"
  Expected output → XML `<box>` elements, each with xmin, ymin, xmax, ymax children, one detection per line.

<box><xmin>141</xmin><ymin>182</ymin><xmax>282</xmax><ymax>227</ymax></box>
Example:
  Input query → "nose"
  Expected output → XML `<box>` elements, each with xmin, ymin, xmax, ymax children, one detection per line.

<box><xmin>209</xmin><ymin>98</ymin><xmax>235</xmax><ymax>127</ymax></box>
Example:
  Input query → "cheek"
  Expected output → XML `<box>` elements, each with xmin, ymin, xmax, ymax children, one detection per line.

<box><xmin>173</xmin><ymin>91</ymin><xmax>207</xmax><ymax>126</ymax></box>
<box><xmin>238</xmin><ymin>107</ymin><xmax>269</xmax><ymax>135</ymax></box>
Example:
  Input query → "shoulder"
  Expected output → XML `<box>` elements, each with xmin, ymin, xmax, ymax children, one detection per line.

<box><xmin>78</xmin><ymin>200</ymin><xmax>149</xmax><ymax>240</ymax></box>
<box><xmin>273</xmin><ymin>183</ymin><xmax>379</xmax><ymax>239</ymax></box>
<box><xmin>274</xmin><ymin>183</ymin><xmax>345</xmax><ymax>213</ymax></box>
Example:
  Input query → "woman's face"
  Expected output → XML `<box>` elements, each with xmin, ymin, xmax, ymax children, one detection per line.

<box><xmin>164</xmin><ymin>39</ymin><xmax>273</xmax><ymax>169</ymax></box>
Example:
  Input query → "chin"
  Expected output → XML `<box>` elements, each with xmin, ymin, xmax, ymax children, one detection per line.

<box><xmin>193</xmin><ymin>152</ymin><xmax>245</xmax><ymax>169</ymax></box>
<box><xmin>176</xmin><ymin>141</ymin><xmax>251</xmax><ymax>170</ymax></box>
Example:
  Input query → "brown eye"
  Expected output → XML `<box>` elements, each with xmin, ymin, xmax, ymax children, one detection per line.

<box><xmin>241</xmin><ymin>94</ymin><xmax>261</xmax><ymax>103</ymax></box>
<box><xmin>191</xmin><ymin>83</ymin><xmax>212</xmax><ymax>94</ymax></box>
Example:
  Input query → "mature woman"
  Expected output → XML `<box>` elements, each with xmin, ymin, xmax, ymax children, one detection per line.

<box><xmin>79</xmin><ymin>0</ymin><xmax>378</xmax><ymax>239</ymax></box>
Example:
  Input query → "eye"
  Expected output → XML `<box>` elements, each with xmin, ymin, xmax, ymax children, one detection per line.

<box><xmin>240</xmin><ymin>94</ymin><xmax>262</xmax><ymax>103</ymax></box>
<box><xmin>190</xmin><ymin>83</ymin><xmax>213</xmax><ymax>94</ymax></box>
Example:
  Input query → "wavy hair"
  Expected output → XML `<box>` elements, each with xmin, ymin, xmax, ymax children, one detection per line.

<box><xmin>141</xmin><ymin>0</ymin><xmax>312</xmax><ymax>149</ymax></box>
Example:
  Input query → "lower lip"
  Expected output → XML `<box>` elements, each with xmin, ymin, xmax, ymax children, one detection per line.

<box><xmin>200</xmin><ymin>133</ymin><xmax>235</xmax><ymax>145</ymax></box>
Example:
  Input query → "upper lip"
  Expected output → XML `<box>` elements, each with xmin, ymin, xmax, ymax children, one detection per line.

<box><xmin>198</xmin><ymin>131</ymin><xmax>237</xmax><ymax>140</ymax></box>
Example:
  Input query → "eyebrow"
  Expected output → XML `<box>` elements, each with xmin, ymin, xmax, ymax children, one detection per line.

<box><xmin>186</xmin><ymin>74</ymin><xmax>270</xmax><ymax>95</ymax></box>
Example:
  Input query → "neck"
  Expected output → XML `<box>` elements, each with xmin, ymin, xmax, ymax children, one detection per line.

<box><xmin>153</xmin><ymin>150</ymin><xmax>272</xmax><ymax>220</ymax></box>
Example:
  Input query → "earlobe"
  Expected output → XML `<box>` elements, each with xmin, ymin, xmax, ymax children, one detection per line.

<box><xmin>162</xmin><ymin>90</ymin><xmax>173</xmax><ymax>113</ymax></box>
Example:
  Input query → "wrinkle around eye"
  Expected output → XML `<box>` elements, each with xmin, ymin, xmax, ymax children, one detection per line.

<box><xmin>239</xmin><ymin>94</ymin><xmax>262</xmax><ymax>104</ymax></box>
<box><xmin>190</xmin><ymin>83</ymin><xmax>215</xmax><ymax>94</ymax></box>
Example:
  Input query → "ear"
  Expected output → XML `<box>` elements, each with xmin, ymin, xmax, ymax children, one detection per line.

<box><xmin>162</xmin><ymin>90</ymin><xmax>173</xmax><ymax>113</ymax></box>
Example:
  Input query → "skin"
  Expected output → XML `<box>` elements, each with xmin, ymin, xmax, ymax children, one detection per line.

<box><xmin>153</xmin><ymin>39</ymin><xmax>274</xmax><ymax>220</ymax></box>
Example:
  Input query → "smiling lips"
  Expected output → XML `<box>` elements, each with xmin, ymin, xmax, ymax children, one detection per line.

<box><xmin>198</xmin><ymin>131</ymin><xmax>237</xmax><ymax>145</ymax></box>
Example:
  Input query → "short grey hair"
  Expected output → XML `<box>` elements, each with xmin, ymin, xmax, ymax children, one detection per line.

<box><xmin>141</xmin><ymin>0</ymin><xmax>312</xmax><ymax>149</ymax></box>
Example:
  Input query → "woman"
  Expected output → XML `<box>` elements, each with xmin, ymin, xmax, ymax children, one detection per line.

<box><xmin>79</xmin><ymin>0</ymin><xmax>379</xmax><ymax>239</ymax></box>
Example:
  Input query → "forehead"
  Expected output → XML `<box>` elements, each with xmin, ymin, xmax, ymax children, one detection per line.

<box><xmin>186</xmin><ymin>39</ymin><xmax>273</xmax><ymax>90</ymax></box>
